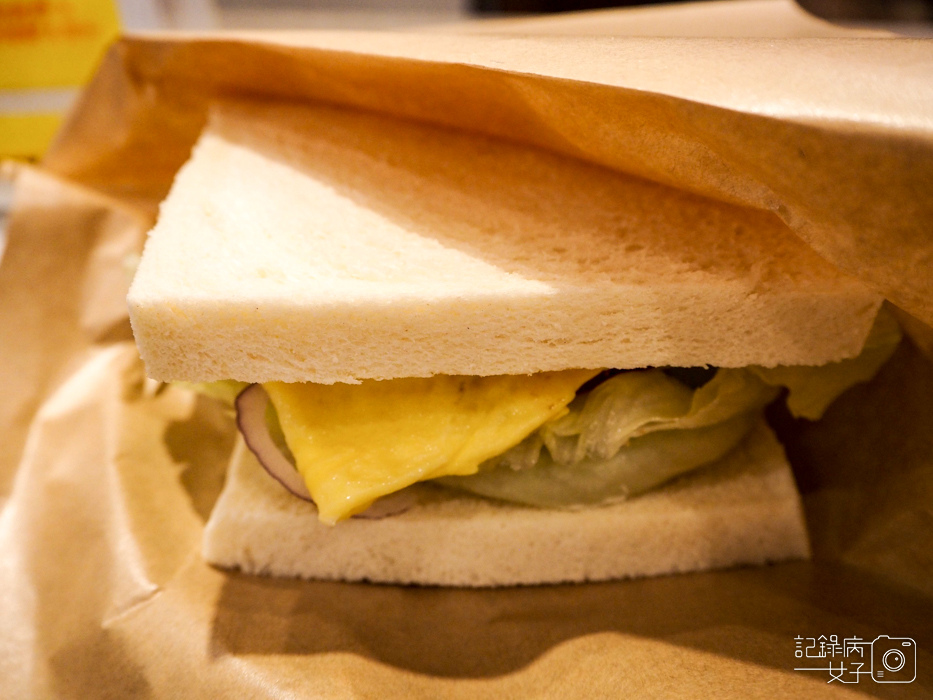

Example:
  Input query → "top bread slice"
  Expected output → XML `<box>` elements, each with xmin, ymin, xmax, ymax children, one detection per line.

<box><xmin>128</xmin><ymin>100</ymin><xmax>881</xmax><ymax>384</ymax></box>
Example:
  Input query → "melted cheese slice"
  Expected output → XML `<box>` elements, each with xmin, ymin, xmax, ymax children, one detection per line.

<box><xmin>264</xmin><ymin>370</ymin><xmax>597</xmax><ymax>524</ymax></box>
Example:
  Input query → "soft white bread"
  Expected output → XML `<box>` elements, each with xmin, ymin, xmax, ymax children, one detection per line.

<box><xmin>128</xmin><ymin>100</ymin><xmax>881</xmax><ymax>384</ymax></box>
<box><xmin>203</xmin><ymin>420</ymin><xmax>810</xmax><ymax>586</ymax></box>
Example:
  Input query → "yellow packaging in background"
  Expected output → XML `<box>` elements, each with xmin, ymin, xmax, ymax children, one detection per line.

<box><xmin>0</xmin><ymin>0</ymin><xmax>120</xmax><ymax>159</ymax></box>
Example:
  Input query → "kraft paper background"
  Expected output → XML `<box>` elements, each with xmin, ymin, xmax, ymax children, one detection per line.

<box><xmin>1</xmin><ymin>1</ymin><xmax>932</xmax><ymax>697</ymax></box>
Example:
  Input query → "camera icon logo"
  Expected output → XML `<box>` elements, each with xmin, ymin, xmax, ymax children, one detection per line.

<box><xmin>872</xmin><ymin>636</ymin><xmax>916</xmax><ymax>683</ymax></box>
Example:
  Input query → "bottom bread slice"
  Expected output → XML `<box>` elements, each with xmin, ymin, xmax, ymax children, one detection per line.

<box><xmin>203</xmin><ymin>420</ymin><xmax>810</xmax><ymax>586</ymax></box>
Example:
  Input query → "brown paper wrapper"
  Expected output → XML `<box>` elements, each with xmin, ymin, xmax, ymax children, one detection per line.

<box><xmin>3</xmin><ymin>2</ymin><xmax>933</xmax><ymax>696</ymax></box>
<box><xmin>43</xmin><ymin>4</ymin><xmax>933</xmax><ymax>325</ymax></box>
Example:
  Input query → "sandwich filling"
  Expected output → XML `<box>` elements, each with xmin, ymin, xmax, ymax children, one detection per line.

<box><xmin>197</xmin><ymin>309</ymin><xmax>900</xmax><ymax>525</ymax></box>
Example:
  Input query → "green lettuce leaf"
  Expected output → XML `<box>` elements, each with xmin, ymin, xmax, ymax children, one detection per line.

<box><xmin>749</xmin><ymin>306</ymin><xmax>901</xmax><ymax>420</ymax></box>
<box><xmin>438</xmin><ymin>368</ymin><xmax>778</xmax><ymax>507</ymax></box>
<box><xmin>437</xmin><ymin>411</ymin><xmax>760</xmax><ymax>508</ymax></box>
<box><xmin>441</xmin><ymin>309</ymin><xmax>900</xmax><ymax>508</ymax></box>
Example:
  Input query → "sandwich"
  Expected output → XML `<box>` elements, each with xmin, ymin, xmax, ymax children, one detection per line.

<box><xmin>127</xmin><ymin>99</ymin><xmax>898</xmax><ymax>586</ymax></box>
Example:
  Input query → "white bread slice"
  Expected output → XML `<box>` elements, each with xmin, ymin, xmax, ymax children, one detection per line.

<box><xmin>127</xmin><ymin>100</ymin><xmax>881</xmax><ymax>384</ymax></box>
<box><xmin>202</xmin><ymin>420</ymin><xmax>810</xmax><ymax>586</ymax></box>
